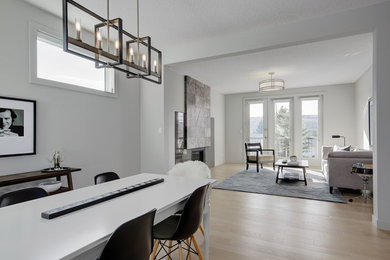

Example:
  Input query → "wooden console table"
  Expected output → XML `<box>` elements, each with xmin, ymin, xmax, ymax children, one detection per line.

<box><xmin>0</xmin><ymin>168</ymin><xmax>81</xmax><ymax>195</ymax></box>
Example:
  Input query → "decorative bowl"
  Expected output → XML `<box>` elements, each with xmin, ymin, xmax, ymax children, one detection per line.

<box><xmin>39</xmin><ymin>180</ymin><xmax>62</xmax><ymax>193</ymax></box>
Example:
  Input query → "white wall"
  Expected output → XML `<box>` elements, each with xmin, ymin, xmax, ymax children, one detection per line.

<box><xmin>0</xmin><ymin>0</ymin><xmax>141</xmax><ymax>190</ymax></box>
<box><xmin>355</xmin><ymin>67</ymin><xmax>373</xmax><ymax>150</ymax></box>
<box><xmin>164</xmin><ymin>68</ymin><xmax>225</xmax><ymax>170</ymax></box>
<box><xmin>225</xmin><ymin>84</ymin><xmax>357</xmax><ymax>164</ymax></box>
<box><xmin>140</xmin><ymin>79</ymin><xmax>166</xmax><ymax>174</ymax></box>
<box><xmin>210</xmin><ymin>88</ymin><xmax>225</xmax><ymax>166</ymax></box>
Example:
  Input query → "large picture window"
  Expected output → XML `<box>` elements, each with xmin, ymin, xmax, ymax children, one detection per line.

<box><xmin>30</xmin><ymin>22</ymin><xmax>115</xmax><ymax>96</ymax></box>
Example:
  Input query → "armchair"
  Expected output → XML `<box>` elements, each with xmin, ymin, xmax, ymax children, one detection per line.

<box><xmin>245</xmin><ymin>143</ymin><xmax>275</xmax><ymax>172</ymax></box>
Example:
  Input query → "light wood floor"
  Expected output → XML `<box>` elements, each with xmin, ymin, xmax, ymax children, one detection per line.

<box><xmin>158</xmin><ymin>163</ymin><xmax>390</xmax><ymax>260</ymax></box>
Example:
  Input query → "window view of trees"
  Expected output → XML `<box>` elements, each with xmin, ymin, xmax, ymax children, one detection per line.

<box><xmin>274</xmin><ymin>102</ymin><xmax>291</xmax><ymax>158</ymax></box>
<box><xmin>302</xmin><ymin>100</ymin><xmax>319</xmax><ymax>159</ymax></box>
<box><xmin>249</xmin><ymin>103</ymin><xmax>264</xmax><ymax>145</ymax></box>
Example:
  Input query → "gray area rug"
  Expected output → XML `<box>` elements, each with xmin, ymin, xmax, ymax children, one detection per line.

<box><xmin>213</xmin><ymin>168</ymin><xmax>346</xmax><ymax>203</ymax></box>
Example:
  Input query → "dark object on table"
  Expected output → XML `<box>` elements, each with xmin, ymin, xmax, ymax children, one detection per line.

<box><xmin>245</xmin><ymin>142</ymin><xmax>275</xmax><ymax>172</ymax></box>
<box><xmin>94</xmin><ymin>172</ymin><xmax>120</xmax><ymax>184</ymax></box>
<box><xmin>41</xmin><ymin>167</ymin><xmax>71</xmax><ymax>173</ymax></box>
<box><xmin>0</xmin><ymin>187</ymin><xmax>47</xmax><ymax>207</ymax></box>
<box><xmin>41</xmin><ymin>178</ymin><xmax>164</xmax><ymax>219</ymax></box>
<box><xmin>152</xmin><ymin>184</ymin><xmax>209</xmax><ymax>260</ymax></box>
<box><xmin>99</xmin><ymin>209</ymin><xmax>156</xmax><ymax>260</ymax></box>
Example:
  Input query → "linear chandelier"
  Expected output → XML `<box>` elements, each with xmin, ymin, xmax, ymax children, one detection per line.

<box><xmin>259</xmin><ymin>72</ymin><xmax>284</xmax><ymax>92</ymax></box>
<box><xmin>63</xmin><ymin>0</ymin><xmax>162</xmax><ymax>84</ymax></box>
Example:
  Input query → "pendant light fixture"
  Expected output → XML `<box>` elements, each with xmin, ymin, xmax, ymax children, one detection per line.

<box><xmin>63</xmin><ymin>0</ymin><xmax>162</xmax><ymax>84</ymax></box>
<box><xmin>259</xmin><ymin>72</ymin><xmax>284</xmax><ymax>92</ymax></box>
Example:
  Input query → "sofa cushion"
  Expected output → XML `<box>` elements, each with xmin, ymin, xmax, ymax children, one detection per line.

<box><xmin>333</xmin><ymin>145</ymin><xmax>351</xmax><ymax>151</ymax></box>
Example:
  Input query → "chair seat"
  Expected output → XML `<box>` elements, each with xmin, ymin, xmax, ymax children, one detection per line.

<box><xmin>248</xmin><ymin>155</ymin><xmax>274</xmax><ymax>162</ymax></box>
<box><xmin>153</xmin><ymin>215</ymin><xmax>180</xmax><ymax>240</ymax></box>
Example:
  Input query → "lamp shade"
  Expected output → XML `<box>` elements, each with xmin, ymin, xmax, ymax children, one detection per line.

<box><xmin>259</xmin><ymin>72</ymin><xmax>285</xmax><ymax>92</ymax></box>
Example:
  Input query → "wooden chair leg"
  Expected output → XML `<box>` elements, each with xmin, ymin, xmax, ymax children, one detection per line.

<box><xmin>178</xmin><ymin>242</ymin><xmax>184</xmax><ymax>260</ymax></box>
<box><xmin>168</xmin><ymin>240</ymin><xmax>173</xmax><ymax>255</ymax></box>
<box><xmin>256</xmin><ymin>162</ymin><xmax>259</xmax><ymax>172</ymax></box>
<box><xmin>246</xmin><ymin>163</ymin><xmax>249</xmax><ymax>170</ymax></box>
<box><xmin>186</xmin><ymin>238</ymin><xmax>192</xmax><ymax>260</ymax></box>
<box><xmin>191</xmin><ymin>235</ymin><xmax>203</xmax><ymax>260</ymax></box>
<box><xmin>199</xmin><ymin>225</ymin><xmax>205</xmax><ymax>236</ymax></box>
<box><xmin>261</xmin><ymin>163</ymin><xmax>263</xmax><ymax>168</ymax></box>
<box><xmin>151</xmin><ymin>240</ymin><xmax>159</xmax><ymax>259</ymax></box>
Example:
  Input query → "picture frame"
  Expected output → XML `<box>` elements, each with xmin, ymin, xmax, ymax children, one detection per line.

<box><xmin>0</xmin><ymin>96</ymin><xmax>36</xmax><ymax>157</ymax></box>
<box><xmin>368</xmin><ymin>97</ymin><xmax>374</xmax><ymax>146</ymax></box>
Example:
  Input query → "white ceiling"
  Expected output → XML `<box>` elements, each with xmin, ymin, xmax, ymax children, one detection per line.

<box><xmin>168</xmin><ymin>33</ymin><xmax>373</xmax><ymax>94</ymax></box>
<box><xmin>25</xmin><ymin>0</ymin><xmax>387</xmax><ymax>48</ymax></box>
<box><xmin>24</xmin><ymin>0</ymin><xmax>378</xmax><ymax>93</ymax></box>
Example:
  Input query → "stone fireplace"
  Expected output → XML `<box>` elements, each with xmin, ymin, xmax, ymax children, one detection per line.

<box><xmin>191</xmin><ymin>148</ymin><xmax>205</xmax><ymax>162</ymax></box>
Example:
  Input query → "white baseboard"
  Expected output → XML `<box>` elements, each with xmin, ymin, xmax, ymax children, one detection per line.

<box><xmin>372</xmin><ymin>214</ymin><xmax>390</xmax><ymax>230</ymax></box>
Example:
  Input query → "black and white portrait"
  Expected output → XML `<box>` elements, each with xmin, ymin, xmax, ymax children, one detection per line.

<box><xmin>0</xmin><ymin>96</ymin><xmax>36</xmax><ymax>157</ymax></box>
<box><xmin>0</xmin><ymin>108</ymin><xmax>24</xmax><ymax>137</ymax></box>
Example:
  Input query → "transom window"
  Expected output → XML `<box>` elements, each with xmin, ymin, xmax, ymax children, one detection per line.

<box><xmin>30</xmin><ymin>22</ymin><xmax>116</xmax><ymax>96</ymax></box>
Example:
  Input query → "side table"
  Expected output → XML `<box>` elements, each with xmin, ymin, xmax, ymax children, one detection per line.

<box><xmin>0</xmin><ymin>168</ymin><xmax>81</xmax><ymax>195</ymax></box>
<box><xmin>350</xmin><ymin>163</ymin><xmax>373</xmax><ymax>202</ymax></box>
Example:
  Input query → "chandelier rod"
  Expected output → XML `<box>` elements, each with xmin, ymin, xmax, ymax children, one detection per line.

<box><xmin>106</xmin><ymin>0</ymin><xmax>110</xmax><ymax>53</ymax></box>
<box><xmin>137</xmin><ymin>0</ymin><xmax>140</xmax><ymax>66</ymax></box>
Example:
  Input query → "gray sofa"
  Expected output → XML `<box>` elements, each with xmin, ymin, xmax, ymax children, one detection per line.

<box><xmin>322</xmin><ymin>146</ymin><xmax>373</xmax><ymax>193</ymax></box>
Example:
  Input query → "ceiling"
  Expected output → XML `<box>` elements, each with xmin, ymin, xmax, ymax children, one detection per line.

<box><xmin>24</xmin><ymin>0</ymin><xmax>379</xmax><ymax>93</ymax></box>
<box><xmin>25</xmin><ymin>0</ymin><xmax>387</xmax><ymax>48</ymax></box>
<box><xmin>168</xmin><ymin>33</ymin><xmax>373</xmax><ymax>94</ymax></box>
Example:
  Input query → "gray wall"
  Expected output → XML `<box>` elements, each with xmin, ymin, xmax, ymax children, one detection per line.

<box><xmin>0</xmin><ymin>0</ymin><xmax>141</xmax><ymax>189</ymax></box>
<box><xmin>164</xmin><ymin>68</ymin><xmax>225</xmax><ymax>170</ymax></box>
<box><xmin>355</xmin><ymin>67</ymin><xmax>373</xmax><ymax>150</ymax></box>
<box><xmin>225</xmin><ymin>84</ymin><xmax>357</xmax><ymax>164</ymax></box>
<box><xmin>140</xmin><ymin>78</ymin><xmax>166</xmax><ymax>174</ymax></box>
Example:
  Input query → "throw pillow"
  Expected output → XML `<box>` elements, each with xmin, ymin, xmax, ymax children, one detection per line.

<box><xmin>333</xmin><ymin>145</ymin><xmax>351</xmax><ymax>151</ymax></box>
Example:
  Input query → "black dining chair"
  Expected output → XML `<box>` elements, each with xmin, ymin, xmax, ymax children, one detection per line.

<box><xmin>94</xmin><ymin>172</ymin><xmax>120</xmax><ymax>184</ymax></box>
<box><xmin>151</xmin><ymin>184</ymin><xmax>209</xmax><ymax>260</ymax></box>
<box><xmin>99</xmin><ymin>209</ymin><xmax>156</xmax><ymax>260</ymax></box>
<box><xmin>0</xmin><ymin>187</ymin><xmax>48</xmax><ymax>207</ymax></box>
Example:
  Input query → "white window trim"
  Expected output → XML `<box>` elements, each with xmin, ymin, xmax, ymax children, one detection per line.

<box><xmin>29</xmin><ymin>20</ymin><xmax>118</xmax><ymax>98</ymax></box>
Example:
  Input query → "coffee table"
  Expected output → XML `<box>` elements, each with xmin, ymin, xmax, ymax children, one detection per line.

<box><xmin>275</xmin><ymin>159</ymin><xmax>309</xmax><ymax>185</ymax></box>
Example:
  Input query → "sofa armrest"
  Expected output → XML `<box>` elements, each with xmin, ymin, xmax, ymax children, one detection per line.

<box><xmin>322</xmin><ymin>146</ymin><xmax>333</xmax><ymax>160</ymax></box>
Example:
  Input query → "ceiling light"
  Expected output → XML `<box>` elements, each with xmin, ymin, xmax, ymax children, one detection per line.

<box><xmin>63</xmin><ymin>0</ymin><xmax>162</xmax><ymax>84</ymax></box>
<box><xmin>259</xmin><ymin>72</ymin><xmax>285</xmax><ymax>92</ymax></box>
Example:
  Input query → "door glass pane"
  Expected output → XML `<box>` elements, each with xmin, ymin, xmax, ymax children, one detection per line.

<box><xmin>249</xmin><ymin>103</ymin><xmax>263</xmax><ymax>145</ymax></box>
<box><xmin>302</xmin><ymin>99</ymin><xmax>319</xmax><ymax>159</ymax></box>
<box><xmin>274</xmin><ymin>101</ymin><xmax>291</xmax><ymax>157</ymax></box>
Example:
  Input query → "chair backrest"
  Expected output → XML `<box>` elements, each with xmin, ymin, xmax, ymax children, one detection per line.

<box><xmin>245</xmin><ymin>142</ymin><xmax>263</xmax><ymax>154</ymax></box>
<box><xmin>0</xmin><ymin>187</ymin><xmax>48</xmax><ymax>208</ymax></box>
<box><xmin>170</xmin><ymin>184</ymin><xmax>209</xmax><ymax>240</ymax></box>
<box><xmin>99</xmin><ymin>209</ymin><xmax>156</xmax><ymax>260</ymax></box>
<box><xmin>168</xmin><ymin>160</ymin><xmax>211</xmax><ymax>179</ymax></box>
<box><xmin>94</xmin><ymin>172</ymin><xmax>120</xmax><ymax>184</ymax></box>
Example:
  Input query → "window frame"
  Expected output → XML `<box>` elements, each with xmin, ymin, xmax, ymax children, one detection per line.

<box><xmin>29</xmin><ymin>21</ymin><xmax>118</xmax><ymax>98</ymax></box>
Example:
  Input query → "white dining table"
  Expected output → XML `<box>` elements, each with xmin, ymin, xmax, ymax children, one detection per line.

<box><xmin>0</xmin><ymin>173</ymin><xmax>215</xmax><ymax>260</ymax></box>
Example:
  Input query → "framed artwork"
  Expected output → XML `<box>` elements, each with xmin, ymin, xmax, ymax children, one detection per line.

<box><xmin>368</xmin><ymin>97</ymin><xmax>374</xmax><ymax>146</ymax></box>
<box><xmin>0</xmin><ymin>96</ymin><xmax>36</xmax><ymax>157</ymax></box>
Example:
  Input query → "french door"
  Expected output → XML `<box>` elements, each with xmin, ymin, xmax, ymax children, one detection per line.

<box><xmin>270</xmin><ymin>99</ymin><xmax>293</xmax><ymax>158</ymax></box>
<box><xmin>300</xmin><ymin>97</ymin><xmax>322</xmax><ymax>166</ymax></box>
<box><xmin>244</xmin><ymin>96</ymin><xmax>322</xmax><ymax>167</ymax></box>
<box><xmin>244</xmin><ymin>99</ymin><xmax>268</xmax><ymax>147</ymax></box>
